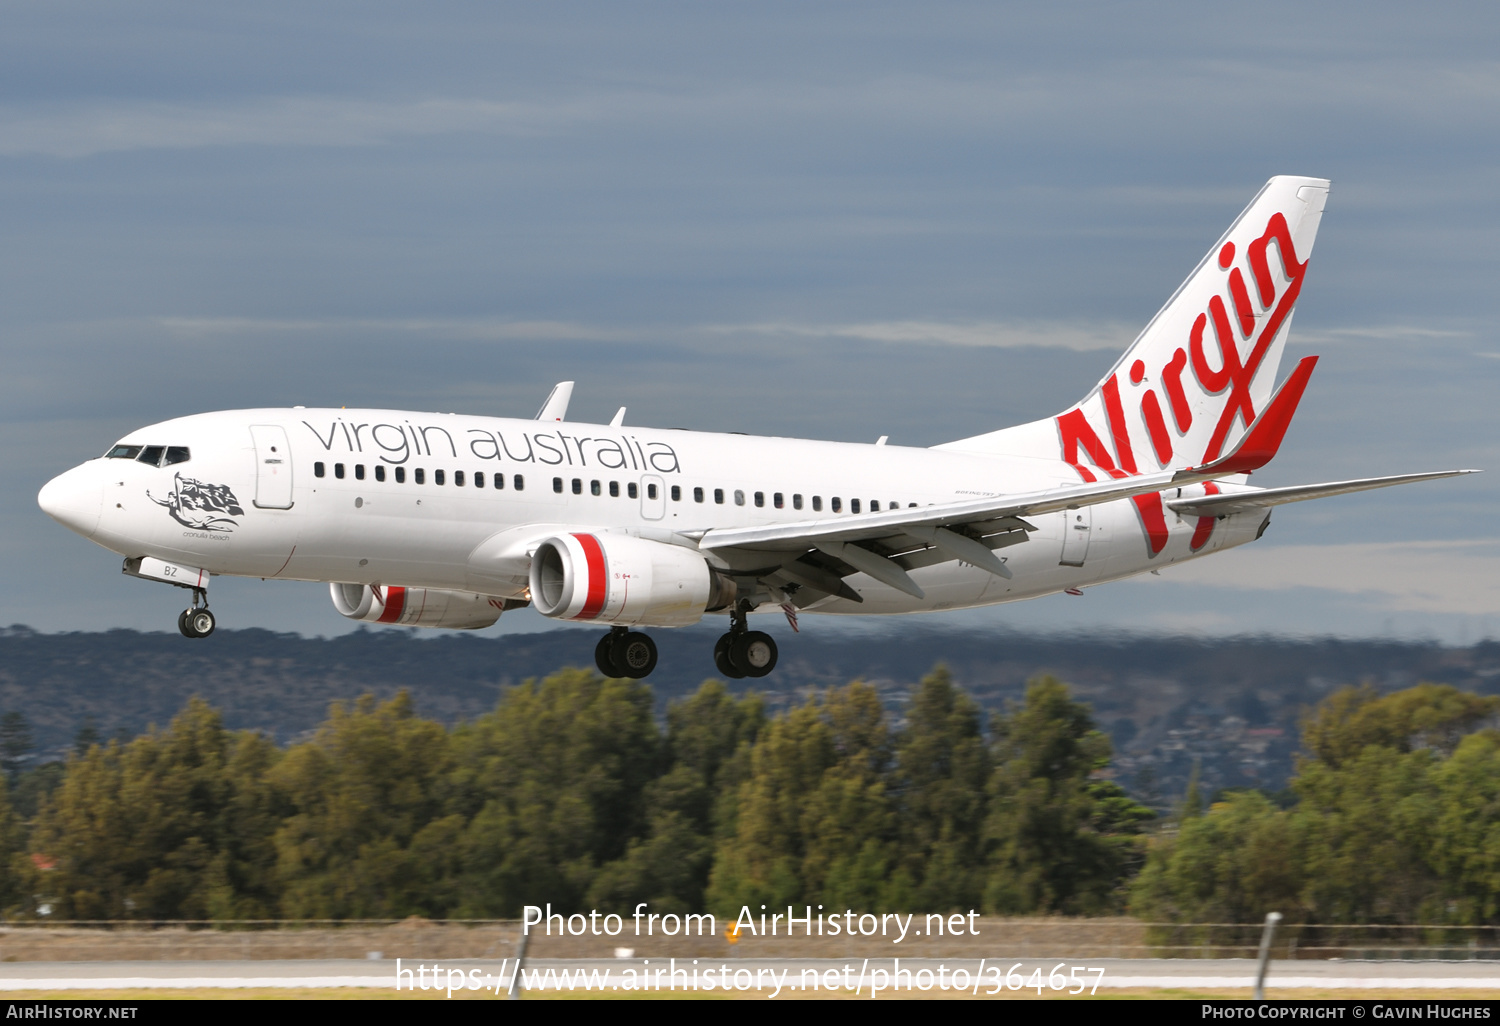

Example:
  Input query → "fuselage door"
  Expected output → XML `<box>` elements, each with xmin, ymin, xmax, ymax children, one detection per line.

<box><xmin>250</xmin><ymin>425</ymin><xmax>294</xmax><ymax>509</ymax></box>
<box><xmin>640</xmin><ymin>475</ymin><xmax>665</xmax><ymax>521</ymax></box>
<box><xmin>1058</xmin><ymin>507</ymin><xmax>1091</xmax><ymax>567</ymax></box>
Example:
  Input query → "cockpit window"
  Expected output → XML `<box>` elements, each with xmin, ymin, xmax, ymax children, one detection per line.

<box><xmin>164</xmin><ymin>446</ymin><xmax>191</xmax><ymax>466</ymax></box>
<box><xmin>137</xmin><ymin>446</ymin><xmax>165</xmax><ymax>467</ymax></box>
<box><xmin>106</xmin><ymin>445</ymin><xmax>142</xmax><ymax>460</ymax></box>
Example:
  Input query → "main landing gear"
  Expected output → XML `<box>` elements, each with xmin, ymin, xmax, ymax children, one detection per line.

<box><xmin>713</xmin><ymin>601</ymin><xmax>777</xmax><ymax>679</ymax></box>
<box><xmin>595</xmin><ymin>626</ymin><xmax>658</xmax><ymax>679</ymax></box>
<box><xmin>177</xmin><ymin>588</ymin><xmax>216</xmax><ymax>639</ymax></box>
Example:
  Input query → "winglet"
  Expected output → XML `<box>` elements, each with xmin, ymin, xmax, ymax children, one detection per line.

<box><xmin>535</xmin><ymin>381</ymin><xmax>575</xmax><ymax>422</ymax></box>
<box><xmin>1176</xmin><ymin>356</ymin><xmax>1318</xmax><ymax>479</ymax></box>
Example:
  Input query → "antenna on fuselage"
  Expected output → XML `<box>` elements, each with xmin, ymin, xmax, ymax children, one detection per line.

<box><xmin>535</xmin><ymin>381</ymin><xmax>574</xmax><ymax>422</ymax></box>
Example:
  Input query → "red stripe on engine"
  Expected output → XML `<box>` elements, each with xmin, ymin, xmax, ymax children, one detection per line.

<box><xmin>377</xmin><ymin>586</ymin><xmax>407</xmax><ymax>623</ymax></box>
<box><xmin>573</xmin><ymin>533</ymin><xmax>608</xmax><ymax>619</ymax></box>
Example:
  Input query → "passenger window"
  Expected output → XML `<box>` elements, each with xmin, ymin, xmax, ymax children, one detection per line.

<box><xmin>812</xmin><ymin>496</ymin><xmax>822</xmax><ymax>512</ymax></box>
<box><xmin>455</xmin><ymin>470</ymin><xmax>465</xmax><ymax>487</ymax></box>
<box><xmin>909</xmin><ymin>502</ymin><xmax>917</xmax><ymax>507</ymax></box>
<box><xmin>137</xmin><ymin>446</ymin><xmax>164</xmax><ymax>467</ymax></box>
<box><xmin>734</xmin><ymin>490</ymin><xmax>745</xmax><ymax>506</ymax></box>
<box><xmin>851</xmin><ymin>498</ymin><xmax>861</xmax><ymax>513</ymax></box>
<box><xmin>628</xmin><ymin>482</ymin><xmax>638</xmax><ymax>499</ymax></box>
<box><xmin>415</xmin><ymin>468</ymin><xmax>426</xmax><ymax>485</ymax></box>
<box><xmin>671</xmin><ymin>485</ymin><xmax>681</xmax><ymax>501</ymax></box>
<box><xmin>694</xmin><ymin>487</ymin><xmax>704</xmax><ymax>503</ymax></box>
<box><xmin>572</xmin><ymin>478</ymin><xmax>582</xmax><ymax>495</ymax></box>
<box><xmin>793</xmin><ymin>494</ymin><xmax>803</xmax><ymax>510</ymax></box>
<box><xmin>773</xmin><ymin>492</ymin><xmax>783</xmax><ymax>509</ymax></box>
<box><xmin>335</xmin><ymin>463</ymin><xmax>345</xmax><ymax>480</ymax></box>
<box><xmin>395</xmin><ymin>467</ymin><xmax>406</xmax><ymax>483</ymax></box>
<box><xmin>714</xmin><ymin>488</ymin><xmax>724</xmax><ymax>505</ymax></box>
<box><xmin>870</xmin><ymin>500</ymin><xmax>878</xmax><ymax>511</ymax></box>
<box><xmin>648</xmin><ymin>483</ymin><xmax>658</xmax><ymax>500</ymax></box>
<box><xmin>314</xmin><ymin>462</ymin><xmax>326</xmax><ymax>478</ymax></box>
<box><xmin>435</xmin><ymin>469</ymin><xmax>445</xmax><ymax>485</ymax></box>
<box><xmin>355</xmin><ymin>465</ymin><xmax>365</xmax><ymax>480</ymax></box>
<box><xmin>590</xmin><ymin>480</ymin><xmax>601</xmax><ymax>496</ymax></box>
<box><xmin>553</xmin><ymin>477</ymin><xmax>564</xmax><ymax>493</ymax></box>
<box><xmin>375</xmin><ymin>466</ymin><xmax>386</xmax><ymax>482</ymax></box>
<box><xmin>609</xmin><ymin>481</ymin><xmax>619</xmax><ymax>497</ymax></box>
<box><xmin>514</xmin><ymin>475</ymin><xmax>525</xmax><ymax>491</ymax></box>
<box><xmin>754</xmin><ymin>491</ymin><xmax>764</xmax><ymax>507</ymax></box>
<box><xmin>494</xmin><ymin>473</ymin><xmax>505</xmax><ymax>489</ymax></box>
<box><xmin>164</xmin><ymin>446</ymin><xmax>190</xmax><ymax>466</ymax></box>
<box><xmin>832</xmin><ymin>497</ymin><xmax>842</xmax><ymax>513</ymax></box>
<box><xmin>106</xmin><ymin>445</ymin><xmax>142</xmax><ymax>460</ymax></box>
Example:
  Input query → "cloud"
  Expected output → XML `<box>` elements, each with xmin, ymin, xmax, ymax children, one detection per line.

<box><xmin>154</xmin><ymin>316</ymin><xmax>636</xmax><ymax>343</ymax></box>
<box><xmin>1293</xmin><ymin>326</ymin><xmax>1474</xmax><ymax>346</ymax></box>
<box><xmin>706</xmin><ymin>320</ymin><xmax>1136</xmax><ymax>350</ymax></box>
<box><xmin>0</xmin><ymin>97</ymin><xmax>588</xmax><ymax>158</ymax></box>
<box><xmin>6</xmin><ymin>52</ymin><xmax>1500</xmax><ymax>160</ymax></box>
<box><xmin>150</xmin><ymin>315</ymin><xmax>1137</xmax><ymax>352</ymax></box>
<box><xmin>1154</xmin><ymin>538</ymin><xmax>1500</xmax><ymax>615</ymax></box>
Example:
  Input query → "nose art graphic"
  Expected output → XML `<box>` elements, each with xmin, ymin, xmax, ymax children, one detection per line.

<box><xmin>148</xmin><ymin>473</ymin><xmax>246</xmax><ymax>532</ymax></box>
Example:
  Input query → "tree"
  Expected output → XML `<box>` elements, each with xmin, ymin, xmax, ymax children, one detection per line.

<box><xmin>893</xmin><ymin>665</ymin><xmax>991</xmax><ymax>910</ymax></box>
<box><xmin>706</xmin><ymin>682</ymin><xmax>903</xmax><ymax>914</ymax></box>
<box><xmin>450</xmin><ymin>669</ymin><xmax>661</xmax><ymax>916</ymax></box>
<box><xmin>1131</xmin><ymin>790</ymin><xmax>1302</xmax><ymax>927</ymax></box>
<box><xmin>984</xmin><ymin>676</ymin><xmax>1153</xmax><ymax>914</ymax></box>
<box><xmin>270</xmin><ymin>690</ymin><xmax>456</xmax><ymax>919</ymax></box>
<box><xmin>30</xmin><ymin>698</ymin><xmax>283</xmax><ymax>919</ymax></box>
<box><xmin>1135</xmin><ymin>682</ymin><xmax>1500</xmax><ymax>928</ymax></box>
<box><xmin>1301</xmin><ymin>683</ymin><xmax>1500</xmax><ymax>769</ymax></box>
<box><xmin>588</xmin><ymin>681</ymin><xmax>765</xmax><ymax>912</ymax></box>
<box><xmin>0</xmin><ymin>713</ymin><xmax>33</xmax><ymax>781</ymax></box>
<box><xmin>73</xmin><ymin>717</ymin><xmax>101</xmax><ymax>757</ymax></box>
<box><xmin>1428</xmin><ymin>729</ymin><xmax>1500</xmax><ymax>922</ymax></box>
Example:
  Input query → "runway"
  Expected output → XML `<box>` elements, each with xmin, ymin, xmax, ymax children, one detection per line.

<box><xmin>0</xmin><ymin>958</ymin><xmax>1496</xmax><ymax>994</ymax></box>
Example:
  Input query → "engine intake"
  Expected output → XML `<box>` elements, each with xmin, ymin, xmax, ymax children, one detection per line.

<box><xmin>330</xmin><ymin>583</ymin><xmax>507</xmax><ymax>630</ymax></box>
<box><xmin>529</xmin><ymin>533</ymin><xmax>732</xmax><ymax>627</ymax></box>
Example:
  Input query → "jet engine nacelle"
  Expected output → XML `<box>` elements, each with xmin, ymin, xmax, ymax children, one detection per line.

<box><xmin>330</xmin><ymin>582</ymin><xmax>506</xmax><ymax>630</ymax></box>
<box><xmin>528</xmin><ymin>532</ymin><xmax>733</xmax><ymax>627</ymax></box>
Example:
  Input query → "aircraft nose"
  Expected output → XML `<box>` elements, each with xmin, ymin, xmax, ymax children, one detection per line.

<box><xmin>38</xmin><ymin>465</ymin><xmax>102</xmax><ymax>539</ymax></box>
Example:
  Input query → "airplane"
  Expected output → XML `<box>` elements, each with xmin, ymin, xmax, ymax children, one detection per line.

<box><xmin>37</xmin><ymin>175</ymin><xmax>1476</xmax><ymax>680</ymax></box>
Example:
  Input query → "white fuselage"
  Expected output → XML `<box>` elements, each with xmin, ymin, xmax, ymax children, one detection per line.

<box><xmin>41</xmin><ymin>407</ymin><xmax>1269</xmax><ymax>622</ymax></box>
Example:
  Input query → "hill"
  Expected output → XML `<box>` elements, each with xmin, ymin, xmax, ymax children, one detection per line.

<box><xmin>2</xmin><ymin>624</ymin><xmax>1497</xmax><ymax>806</ymax></box>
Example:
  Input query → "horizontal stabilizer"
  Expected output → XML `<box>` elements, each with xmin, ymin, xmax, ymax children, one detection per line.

<box><xmin>1167</xmin><ymin>469</ymin><xmax>1480</xmax><ymax>517</ymax></box>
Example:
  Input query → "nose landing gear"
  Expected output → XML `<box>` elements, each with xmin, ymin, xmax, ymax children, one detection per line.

<box><xmin>713</xmin><ymin>601</ymin><xmax>778</xmax><ymax>679</ymax></box>
<box><xmin>595</xmin><ymin>626</ymin><xmax>658</xmax><ymax>679</ymax></box>
<box><xmin>177</xmin><ymin>589</ymin><xmax>216</xmax><ymax>639</ymax></box>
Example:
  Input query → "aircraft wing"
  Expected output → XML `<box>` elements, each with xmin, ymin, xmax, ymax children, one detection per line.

<box><xmin>1165</xmin><ymin>469</ymin><xmax>1479</xmax><ymax>518</ymax></box>
<box><xmin>696</xmin><ymin>358</ymin><xmax>1327</xmax><ymax>602</ymax></box>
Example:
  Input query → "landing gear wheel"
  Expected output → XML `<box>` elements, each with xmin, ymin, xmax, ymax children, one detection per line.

<box><xmin>731</xmin><ymin>630</ymin><xmax>777</xmax><ymax>678</ymax></box>
<box><xmin>595</xmin><ymin>634</ymin><xmax>620</xmax><ymax>677</ymax></box>
<box><xmin>180</xmin><ymin>607</ymin><xmax>216</xmax><ymax>639</ymax></box>
<box><xmin>615</xmin><ymin>632</ymin><xmax>657</xmax><ymax>679</ymax></box>
<box><xmin>714</xmin><ymin>633</ymin><xmax>744</xmax><ymax>679</ymax></box>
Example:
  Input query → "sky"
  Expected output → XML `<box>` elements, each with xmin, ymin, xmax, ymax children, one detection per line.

<box><xmin>4</xmin><ymin>2</ymin><xmax>1499</xmax><ymax>642</ymax></box>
